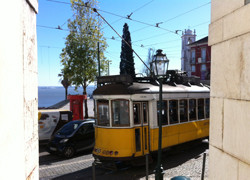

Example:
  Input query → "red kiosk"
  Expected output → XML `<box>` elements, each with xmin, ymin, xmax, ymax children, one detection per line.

<box><xmin>67</xmin><ymin>95</ymin><xmax>87</xmax><ymax>120</ymax></box>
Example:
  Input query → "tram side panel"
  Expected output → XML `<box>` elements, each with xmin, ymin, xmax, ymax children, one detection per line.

<box><xmin>149</xmin><ymin>98</ymin><xmax>209</xmax><ymax>152</ymax></box>
<box><xmin>178</xmin><ymin>120</ymin><xmax>209</xmax><ymax>143</ymax></box>
<box><xmin>94</xmin><ymin>127</ymin><xmax>135</xmax><ymax>159</ymax></box>
<box><xmin>150</xmin><ymin>121</ymin><xmax>209</xmax><ymax>152</ymax></box>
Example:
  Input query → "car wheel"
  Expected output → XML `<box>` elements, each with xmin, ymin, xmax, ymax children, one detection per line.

<box><xmin>63</xmin><ymin>146</ymin><xmax>75</xmax><ymax>158</ymax></box>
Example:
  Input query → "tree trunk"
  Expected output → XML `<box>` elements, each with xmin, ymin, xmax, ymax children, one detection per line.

<box><xmin>84</xmin><ymin>98</ymin><xmax>88</xmax><ymax>118</ymax></box>
<box><xmin>65</xmin><ymin>87</ymin><xmax>68</xmax><ymax>100</ymax></box>
<box><xmin>83</xmin><ymin>82</ymin><xmax>89</xmax><ymax>118</ymax></box>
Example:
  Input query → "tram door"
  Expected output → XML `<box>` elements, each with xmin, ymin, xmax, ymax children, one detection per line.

<box><xmin>133</xmin><ymin>102</ymin><xmax>149</xmax><ymax>157</ymax></box>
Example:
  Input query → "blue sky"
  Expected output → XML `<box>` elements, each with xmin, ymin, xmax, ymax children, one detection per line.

<box><xmin>37</xmin><ymin>0</ymin><xmax>211</xmax><ymax>86</ymax></box>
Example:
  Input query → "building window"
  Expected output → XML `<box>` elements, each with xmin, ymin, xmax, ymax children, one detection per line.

<box><xmin>201</xmin><ymin>64</ymin><xmax>206</xmax><ymax>71</ymax></box>
<box><xmin>191</xmin><ymin>50</ymin><xmax>195</xmax><ymax>63</ymax></box>
<box><xmin>97</xmin><ymin>100</ymin><xmax>110</xmax><ymax>126</ymax></box>
<box><xmin>201</xmin><ymin>48</ymin><xmax>206</xmax><ymax>62</ymax></box>
<box><xmin>112</xmin><ymin>100</ymin><xmax>130</xmax><ymax>126</ymax></box>
<box><xmin>191</xmin><ymin>65</ymin><xmax>196</xmax><ymax>72</ymax></box>
<box><xmin>188</xmin><ymin>38</ymin><xmax>193</xmax><ymax>44</ymax></box>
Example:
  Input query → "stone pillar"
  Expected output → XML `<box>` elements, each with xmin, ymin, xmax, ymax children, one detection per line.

<box><xmin>0</xmin><ymin>0</ymin><xmax>38</xmax><ymax>179</ymax></box>
<box><xmin>209</xmin><ymin>1</ymin><xmax>250</xmax><ymax>179</ymax></box>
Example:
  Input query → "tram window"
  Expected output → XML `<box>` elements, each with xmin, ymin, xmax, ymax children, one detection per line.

<box><xmin>180</xmin><ymin>100</ymin><xmax>188</xmax><ymax>123</ymax></box>
<box><xmin>133</xmin><ymin>103</ymin><xmax>141</xmax><ymax>125</ymax></box>
<box><xmin>143</xmin><ymin>103</ymin><xmax>148</xmax><ymax>124</ymax></box>
<box><xmin>205</xmin><ymin>98</ymin><xmax>210</xmax><ymax>118</ymax></box>
<box><xmin>112</xmin><ymin>100</ymin><xmax>129</xmax><ymax>126</ymax></box>
<box><xmin>157</xmin><ymin>101</ymin><xmax>168</xmax><ymax>125</ymax></box>
<box><xmin>97</xmin><ymin>100</ymin><xmax>110</xmax><ymax>126</ymax></box>
<box><xmin>189</xmin><ymin>99</ymin><xmax>197</xmax><ymax>121</ymax></box>
<box><xmin>169</xmin><ymin>100</ymin><xmax>178</xmax><ymax>124</ymax></box>
<box><xmin>198</xmin><ymin>99</ymin><xmax>205</xmax><ymax>119</ymax></box>
<box><xmin>135</xmin><ymin>129</ymin><xmax>141</xmax><ymax>152</ymax></box>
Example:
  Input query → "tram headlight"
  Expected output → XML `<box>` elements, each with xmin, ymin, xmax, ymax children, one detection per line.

<box><xmin>94</xmin><ymin>148</ymin><xmax>101</xmax><ymax>153</ymax></box>
<box><xmin>115</xmin><ymin>151</ymin><xmax>118</xmax><ymax>156</ymax></box>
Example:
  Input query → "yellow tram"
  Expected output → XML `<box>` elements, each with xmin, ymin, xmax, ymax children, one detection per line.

<box><xmin>92</xmin><ymin>73</ymin><xmax>210</xmax><ymax>162</ymax></box>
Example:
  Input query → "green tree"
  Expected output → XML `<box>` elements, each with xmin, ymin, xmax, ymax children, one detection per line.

<box><xmin>120</xmin><ymin>23</ymin><xmax>135</xmax><ymax>78</ymax></box>
<box><xmin>60</xmin><ymin>0</ymin><xmax>107</xmax><ymax>118</ymax></box>
<box><xmin>58</xmin><ymin>72</ymin><xmax>71</xmax><ymax>100</ymax></box>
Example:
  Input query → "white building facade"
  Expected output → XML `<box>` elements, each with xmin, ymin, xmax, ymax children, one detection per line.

<box><xmin>0</xmin><ymin>0</ymin><xmax>38</xmax><ymax>179</ymax></box>
<box><xmin>209</xmin><ymin>0</ymin><xmax>250</xmax><ymax>179</ymax></box>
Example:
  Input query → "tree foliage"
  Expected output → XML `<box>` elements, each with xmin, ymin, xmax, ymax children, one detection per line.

<box><xmin>60</xmin><ymin>0</ymin><xmax>108</xmax><ymax>117</ymax></box>
<box><xmin>59</xmin><ymin>73</ymin><xmax>71</xmax><ymax>100</ymax></box>
<box><xmin>120</xmin><ymin>23</ymin><xmax>135</xmax><ymax>78</ymax></box>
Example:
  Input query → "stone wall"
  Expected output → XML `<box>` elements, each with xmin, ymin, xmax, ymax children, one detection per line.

<box><xmin>0</xmin><ymin>0</ymin><xmax>38</xmax><ymax>179</ymax></box>
<box><xmin>209</xmin><ymin>1</ymin><xmax>250</xmax><ymax>179</ymax></box>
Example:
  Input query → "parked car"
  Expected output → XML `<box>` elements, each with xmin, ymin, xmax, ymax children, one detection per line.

<box><xmin>47</xmin><ymin>119</ymin><xmax>95</xmax><ymax>158</ymax></box>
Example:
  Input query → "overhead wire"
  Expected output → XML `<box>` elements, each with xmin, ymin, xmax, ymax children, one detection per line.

<box><xmin>60</xmin><ymin>14</ymin><xmax>75</xmax><ymax>28</ymax></box>
<box><xmin>45</xmin><ymin>0</ymin><xmax>210</xmax><ymax>40</ymax></box>
<box><xmin>162</xmin><ymin>2</ymin><xmax>211</xmax><ymax>24</ymax></box>
<box><xmin>133</xmin><ymin>20</ymin><xmax>210</xmax><ymax>47</ymax></box>
<box><xmin>102</xmin><ymin>0</ymin><xmax>155</xmax><ymax>30</ymax></box>
<box><xmin>130</xmin><ymin>0</ymin><xmax>155</xmax><ymax>14</ymax></box>
<box><xmin>47</xmin><ymin>0</ymin><xmax>177</xmax><ymax>34</ymax></box>
<box><xmin>130</xmin><ymin>2</ymin><xmax>211</xmax><ymax>35</ymax></box>
<box><xmin>133</xmin><ymin>32</ymin><xmax>170</xmax><ymax>43</ymax></box>
<box><xmin>37</xmin><ymin>24</ymin><xmax>70</xmax><ymax>31</ymax></box>
<box><xmin>190</xmin><ymin>20</ymin><xmax>210</xmax><ymax>28</ymax></box>
<box><xmin>93</xmin><ymin>8</ymin><xmax>152</xmax><ymax>73</ymax></box>
<box><xmin>39</xmin><ymin>45</ymin><xmax>63</xmax><ymax>49</ymax></box>
<box><xmin>43</xmin><ymin>0</ymin><xmax>209</xmax><ymax>60</ymax></box>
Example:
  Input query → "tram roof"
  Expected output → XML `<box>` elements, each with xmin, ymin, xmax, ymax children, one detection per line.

<box><xmin>93</xmin><ymin>82</ymin><xmax>210</xmax><ymax>96</ymax></box>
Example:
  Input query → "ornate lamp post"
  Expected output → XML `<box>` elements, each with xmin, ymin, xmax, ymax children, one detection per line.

<box><xmin>151</xmin><ymin>49</ymin><xmax>169</xmax><ymax>180</ymax></box>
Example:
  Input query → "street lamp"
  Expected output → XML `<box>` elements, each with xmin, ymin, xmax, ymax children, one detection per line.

<box><xmin>151</xmin><ymin>49</ymin><xmax>169</xmax><ymax>180</ymax></box>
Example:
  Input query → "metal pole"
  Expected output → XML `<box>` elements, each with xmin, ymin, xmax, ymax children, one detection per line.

<box><xmin>98</xmin><ymin>42</ymin><xmax>101</xmax><ymax>77</ymax></box>
<box><xmin>92</xmin><ymin>162</ymin><xmax>96</xmax><ymax>180</ymax></box>
<box><xmin>146</xmin><ymin>154</ymin><xmax>149</xmax><ymax>180</ymax></box>
<box><xmin>108</xmin><ymin>61</ymin><xmax>110</xmax><ymax>75</ymax></box>
<box><xmin>155</xmin><ymin>78</ymin><xmax>164</xmax><ymax>180</ymax></box>
<box><xmin>201</xmin><ymin>152</ymin><xmax>207</xmax><ymax>180</ymax></box>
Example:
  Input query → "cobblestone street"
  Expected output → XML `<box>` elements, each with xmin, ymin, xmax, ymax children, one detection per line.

<box><xmin>39</xmin><ymin>140</ymin><xmax>209</xmax><ymax>180</ymax></box>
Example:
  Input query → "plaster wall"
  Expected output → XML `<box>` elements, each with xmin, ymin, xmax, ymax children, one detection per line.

<box><xmin>0</xmin><ymin>0</ymin><xmax>38</xmax><ymax>179</ymax></box>
<box><xmin>209</xmin><ymin>1</ymin><xmax>250</xmax><ymax>179</ymax></box>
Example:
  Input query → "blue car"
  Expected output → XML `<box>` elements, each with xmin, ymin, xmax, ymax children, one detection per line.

<box><xmin>47</xmin><ymin>119</ymin><xmax>95</xmax><ymax>158</ymax></box>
